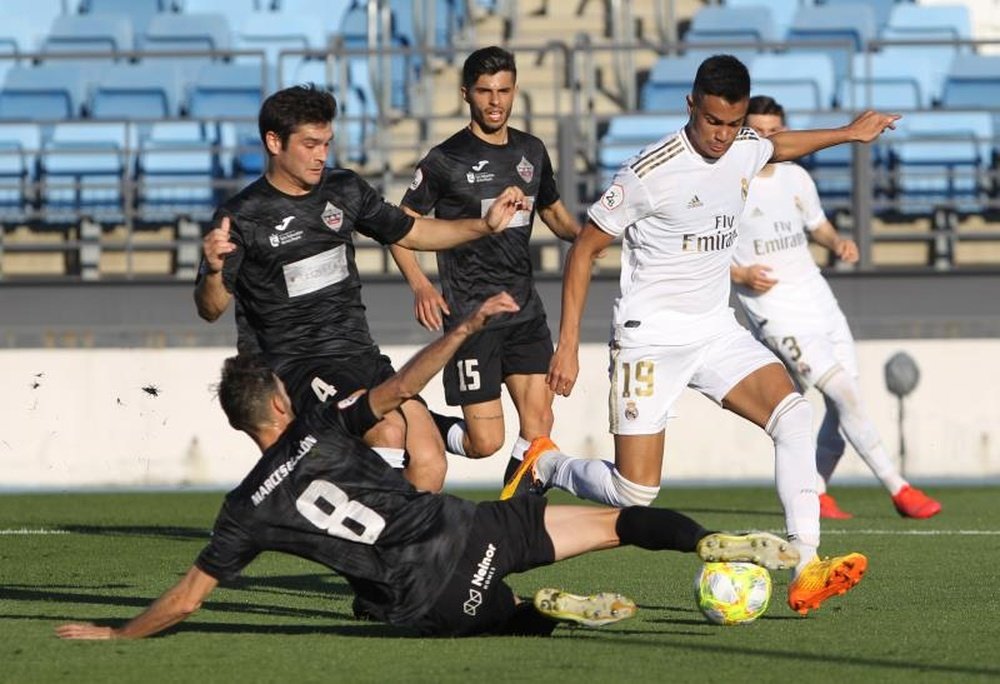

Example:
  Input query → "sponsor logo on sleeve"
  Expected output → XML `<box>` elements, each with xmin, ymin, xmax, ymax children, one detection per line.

<box><xmin>741</xmin><ymin>177</ymin><xmax>749</xmax><ymax>201</ymax></box>
<box><xmin>408</xmin><ymin>167</ymin><xmax>423</xmax><ymax>191</ymax></box>
<box><xmin>600</xmin><ymin>183</ymin><xmax>624</xmax><ymax>210</ymax></box>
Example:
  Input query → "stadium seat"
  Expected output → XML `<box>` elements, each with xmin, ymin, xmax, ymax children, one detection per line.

<box><xmin>0</xmin><ymin>63</ymin><xmax>90</xmax><ymax>121</ymax></box>
<box><xmin>0</xmin><ymin>123</ymin><xmax>41</xmax><ymax>224</ymax></box>
<box><xmin>40</xmin><ymin>122</ymin><xmax>136</xmax><ymax>224</ymax></box>
<box><xmin>79</xmin><ymin>0</ymin><xmax>166</xmax><ymax>33</ymax></box>
<box><xmin>820</xmin><ymin>0</ymin><xmax>896</xmax><ymax>31</ymax></box>
<box><xmin>884</xmin><ymin>3</ymin><xmax>972</xmax><ymax>42</ymax></box>
<box><xmin>0</xmin><ymin>15</ymin><xmax>48</xmax><ymax>55</ymax></box>
<box><xmin>793</xmin><ymin>111</ymin><xmax>861</xmax><ymax>203</ymax></box>
<box><xmin>41</xmin><ymin>13</ymin><xmax>135</xmax><ymax>59</ymax></box>
<box><xmin>685</xmin><ymin>6</ymin><xmax>777</xmax><ymax>45</ymax></box>
<box><xmin>4</xmin><ymin>0</ymin><xmax>67</xmax><ymax>51</ymax></box>
<box><xmin>88</xmin><ymin>62</ymin><xmax>187</xmax><ymax>119</ymax></box>
<box><xmin>838</xmin><ymin>51</ymin><xmax>937</xmax><ymax>110</ymax></box>
<box><xmin>941</xmin><ymin>55</ymin><xmax>1000</xmax><ymax>109</ymax></box>
<box><xmin>887</xmin><ymin>111</ymin><xmax>994</xmax><ymax>215</ymax></box>
<box><xmin>786</xmin><ymin>4</ymin><xmax>877</xmax><ymax>83</ymax></box>
<box><xmin>185</xmin><ymin>63</ymin><xmax>265</xmax><ymax>119</ymax></box>
<box><xmin>341</xmin><ymin>1</ymin><xmax>411</xmax><ymax>111</ymax></box>
<box><xmin>750</xmin><ymin>53</ymin><xmax>836</xmax><ymax>111</ymax></box>
<box><xmin>139</xmin><ymin>12</ymin><xmax>232</xmax><ymax>56</ymax></box>
<box><xmin>640</xmin><ymin>54</ymin><xmax>709</xmax><ymax>113</ymax></box>
<box><xmin>136</xmin><ymin>121</ymin><xmax>218</xmax><ymax>223</ymax></box>
<box><xmin>233</xmin><ymin>11</ymin><xmax>317</xmax><ymax>70</ymax></box>
<box><xmin>723</xmin><ymin>0</ymin><xmax>797</xmax><ymax>39</ymax></box>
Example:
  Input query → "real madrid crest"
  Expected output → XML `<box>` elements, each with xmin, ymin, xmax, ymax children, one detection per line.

<box><xmin>321</xmin><ymin>201</ymin><xmax>344</xmax><ymax>231</ymax></box>
<box><xmin>740</xmin><ymin>177</ymin><xmax>749</xmax><ymax>201</ymax></box>
<box><xmin>624</xmin><ymin>400</ymin><xmax>639</xmax><ymax>421</ymax></box>
<box><xmin>516</xmin><ymin>156</ymin><xmax>534</xmax><ymax>183</ymax></box>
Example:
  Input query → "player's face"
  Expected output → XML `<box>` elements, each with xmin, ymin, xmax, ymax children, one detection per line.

<box><xmin>746</xmin><ymin>113</ymin><xmax>785</xmax><ymax>138</ymax></box>
<box><xmin>266</xmin><ymin>122</ymin><xmax>332</xmax><ymax>194</ymax></box>
<box><xmin>463</xmin><ymin>70</ymin><xmax>516</xmax><ymax>137</ymax></box>
<box><xmin>685</xmin><ymin>94</ymin><xmax>749</xmax><ymax>159</ymax></box>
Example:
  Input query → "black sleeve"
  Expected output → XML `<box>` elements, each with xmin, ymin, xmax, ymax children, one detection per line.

<box><xmin>353</xmin><ymin>175</ymin><xmax>415</xmax><ymax>244</ymax></box>
<box><xmin>536</xmin><ymin>144</ymin><xmax>560</xmax><ymax>209</ymax></box>
<box><xmin>331</xmin><ymin>391</ymin><xmax>381</xmax><ymax>438</ymax></box>
<box><xmin>195</xmin><ymin>504</ymin><xmax>261</xmax><ymax>582</ymax></box>
<box><xmin>400</xmin><ymin>149</ymin><xmax>444</xmax><ymax>215</ymax></box>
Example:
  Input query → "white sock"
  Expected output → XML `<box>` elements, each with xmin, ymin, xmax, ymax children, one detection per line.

<box><xmin>372</xmin><ymin>447</ymin><xmax>406</xmax><ymax>469</ymax></box>
<box><xmin>509</xmin><ymin>436</ymin><xmax>530</xmax><ymax>462</ymax></box>
<box><xmin>446</xmin><ymin>421</ymin><xmax>467</xmax><ymax>457</ymax></box>
<box><xmin>819</xmin><ymin>368</ymin><xmax>907</xmax><ymax>495</ymax></box>
<box><xmin>766</xmin><ymin>393</ymin><xmax>820</xmax><ymax>572</ymax></box>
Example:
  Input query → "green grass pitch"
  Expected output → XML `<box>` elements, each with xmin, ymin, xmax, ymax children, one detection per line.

<box><xmin>2</xmin><ymin>486</ymin><xmax>999</xmax><ymax>683</ymax></box>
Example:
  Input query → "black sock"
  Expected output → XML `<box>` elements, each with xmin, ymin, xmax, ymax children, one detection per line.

<box><xmin>615</xmin><ymin>506</ymin><xmax>708</xmax><ymax>553</ymax></box>
<box><xmin>430</xmin><ymin>411</ymin><xmax>463</xmax><ymax>444</ymax></box>
<box><xmin>496</xmin><ymin>601</ymin><xmax>558</xmax><ymax>637</ymax></box>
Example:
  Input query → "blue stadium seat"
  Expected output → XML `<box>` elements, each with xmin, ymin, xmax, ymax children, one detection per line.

<box><xmin>724</xmin><ymin>0</ymin><xmax>797</xmax><ymax>39</ymax></box>
<box><xmin>0</xmin><ymin>63</ymin><xmax>90</xmax><ymax>120</ymax></box>
<box><xmin>185</xmin><ymin>63</ymin><xmax>265</xmax><ymax>119</ymax></box>
<box><xmin>887</xmin><ymin>111</ymin><xmax>994</xmax><ymax>215</ymax></box>
<box><xmin>89</xmin><ymin>62</ymin><xmax>187</xmax><ymax>119</ymax></box>
<box><xmin>179</xmin><ymin>0</ymin><xmax>260</xmax><ymax>14</ymax></box>
<box><xmin>136</xmin><ymin>121</ymin><xmax>218</xmax><ymax>223</ymax></box>
<box><xmin>341</xmin><ymin>1</ymin><xmax>411</xmax><ymax>111</ymax></box>
<box><xmin>750</xmin><ymin>53</ymin><xmax>836</xmax><ymax>111</ymax></box>
<box><xmin>4</xmin><ymin>0</ymin><xmax>67</xmax><ymax>51</ymax></box>
<box><xmin>640</xmin><ymin>54</ymin><xmax>708</xmax><ymax>113</ymax></box>
<box><xmin>42</xmin><ymin>13</ymin><xmax>135</xmax><ymax>59</ymax></box>
<box><xmin>0</xmin><ymin>15</ymin><xmax>48</xmax><ymax>54</ymax></box>
<box><xmin>884</xmin><ymin>3</ymin><xmax>971</xmax><ymax>42</ymax></box>
<box><xmin>941</xmin><ymin>55</ymin><xmax>1000</xmax><ymax>109</ymax></box>
<box><xmin>820</xmin><ymin>0</ymin><xmax>896</xmax><ymax>31</ymax></box>
<box><xmin>79</xmin><ymin>0</ymin><xmax>166</xmax><ymax>33</ymax></box>
<box><xmin>598</xmin><ymin>113</ymin><xmax>688</xmax><ymax>186</ymax></box>
<box><xmin>139</xmin><ymin>12</ymin><xmax>231</xmax><ymax>56</ymax></box>
<box><xmin>0</xmin><ymin>123</ymin><xmax>41</xmax><ymax>223</ymax></box>
<box><xmin>40</xmin><ymin>122</ymin><xmax>135</xmax><ymax>223</ymax></box>
<box><xmin>685</xmin><ymin>6</ymin><xmax>777</xmax><ymax>45</ymax></box>
<box><xmin>234</xmin><ymin>11</ymin><xmax>316</xmax><ymax>69</ymax></box>
<box><xmin>838</xmin><ymin>51</ymin><xmax>937</xmax><ymax>110</ymax></box>
<box><xmin>276</xmin><ymin>0</ymin><xmax>353</xmax><ymax>32</ymax></box>
<box><xmin>786</xmin><ymin>5</ymin><xmax>877</xmax><ymax>83</ymax></box>
<box><xmin>793</xmin><ymin>111</ymin><xmax>859</xmax><ymax>203</ymax></box>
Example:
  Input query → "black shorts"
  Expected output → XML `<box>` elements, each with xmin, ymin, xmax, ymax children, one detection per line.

<box><xmin>442</xmin><ymin>316</ymin><xmax>554</xmax><ymax>406</ymax></box>
<box><xmin>412</xmin><ymin>495</ymin><xmax>555</xmax><ymax>637</ymax></box>
<box><xmin>273</xmin><ymin>350</ymin><xmax>396</xmax><ymax>414</ymax></box>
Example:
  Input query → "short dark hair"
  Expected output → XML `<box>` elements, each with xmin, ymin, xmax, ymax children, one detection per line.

<box><xmin>258</xmin><ymin>84</ymin><xmax>337</xmax><ymax>149</ymax></box>
<box><xmin>691</xmin><ymin>54</ymin><xmax>751</xmax><ymax>105</ymax></box>
<box><xmin>217</xmin><ymin>354</ymin><xmax>280</xmax><ymax>433</ymax></box>
<box><xmin>462</xmin><ymin>46</ymin><xmax>517</xmax><ymax>90</ymax></box>
<box><xmin>747</xmin><ymin>95</ymin><xmax>786</xmax><ymax>125</ymax></box>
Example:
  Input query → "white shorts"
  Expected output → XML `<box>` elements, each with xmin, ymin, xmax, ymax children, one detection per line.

<box><xmin>608</xmin><ymin>322</ymin><xmax>780</xmax><ymax>435</ymax></box>
<box><xmin>757</xmin><ymin>310</ymin><xmax>859</xmax><ymax>389</ymax></box>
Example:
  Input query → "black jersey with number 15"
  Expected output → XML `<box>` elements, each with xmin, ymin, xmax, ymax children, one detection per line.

<box><xmin>200</xmin><ymin>169</ymin><xmax>415</xmax><ymax>358</ymax></box>
<box><xmin>195</xmin><ymin>395</ymin><xmax>477</xmax><ymax>626</ymax></box>
<box><xmin>402</xmin><ymin>127</ymin><xmax>559</xmax><ymax>331</ymax></box>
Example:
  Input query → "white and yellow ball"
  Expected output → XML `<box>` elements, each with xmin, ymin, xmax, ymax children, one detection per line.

<box><xmin>694</xmin><ymin>562</ymin><xmax>772</xmax><ymax>625</ymax></box>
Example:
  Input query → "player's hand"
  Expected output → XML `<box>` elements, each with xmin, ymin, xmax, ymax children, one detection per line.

<box><xmin>846</xmin><ymin>110</ymin><xmax>901</xmax><ymax>143</ymax></box>
<box><xmin>741</xmin><ymin>264</ymin><xmax>778</xmax><ymax>293</ymax></box>
<box><xmin>485</xmin><ymin>186</ymin><xmax>527</xmax><ymax>233</ymax></box>
<box><xmin>202</xmin><ymin>215</ymin><xmax>236</xmax><ymax>274</ymax></box>
<box><xmin>834</xmin><ymin>237</ymin><xmax>859</xmax><ymax>264</ymax></box>
<box><xmin>466</xmin><ymin>292</ymin><xmax>519</xmax><ymax>333</ymax></box>
<box><xmin>547</xmin><ymin>344</ymin><xmax>580</xmax><ymax>397</ymax></box>
<box><xmin>413</xmin><ymin>283</ymin><xmax>450</xmax><ymax>331</ymax></box>
<box><xmin>55</xmin><ymin>623</ymin><xmax>116</xmax><ymax>640</ymax></box>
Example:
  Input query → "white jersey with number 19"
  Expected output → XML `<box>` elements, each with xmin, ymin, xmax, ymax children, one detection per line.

<box><xmin>588</xmin><ymin>126</ymin><xmax>773</xmax><ymax>347</ymax></box>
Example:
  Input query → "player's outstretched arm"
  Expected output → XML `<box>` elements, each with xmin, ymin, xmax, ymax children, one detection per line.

<box><xmin>397</xmin><ymin>186</ymin><xmax>526</xmax><ymax>250</ymax></box>
<box><xmin>538</xmin><ymin>199</ymin><xmax>583</xmax><ymax>242</ymax></box>
<box><xmin>194</xmin><ymin>215</ymin><xmax>235</xmax><ymax>321</ymax></box>
<box><xmin>769</xmin><ymin>111</ymin><xmax>901</xmax><ymax>163</ymax></box>
<box><xmin>367</xmin><ymin>293</ymin><xmax>520</xmax><ymax>417</ymax></box>
<box><xmin>56</xmin><ymin>566</ymin><xmax>218</xmax><ymax>640</ymax></box>
<box><xmin>548</xmin><ymin>222</ymin><xmax>614</xmax><ymax>397</ymax></box>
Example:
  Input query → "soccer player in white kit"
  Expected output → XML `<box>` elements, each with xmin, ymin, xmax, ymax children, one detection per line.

<box><xmin>503</xmin><ymin>55</ymin><xmax>900</xmax><ymax>615</ymax></box>
<box><xmin>732</xmin><ymin>95</ymin><xmax>941</xmax><ymax>520</ymax></box>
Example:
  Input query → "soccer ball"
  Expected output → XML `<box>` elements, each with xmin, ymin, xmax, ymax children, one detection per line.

<box><xmin>694</xmin><ymin>562</ymin><xmax>772</xmax><ymax>625</ymax></box>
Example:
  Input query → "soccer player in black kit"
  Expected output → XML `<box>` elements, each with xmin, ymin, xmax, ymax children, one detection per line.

<box><xmin>195</xmin><ymin>84</ymin><xmax>527</xmax><ymax>493</ymax></box>
<box><xmin>391</xmin><ymin>46</ymin><xmax>582</xmax><ymax>489</ymax></box>
<box><xmin>56</xmin><ymin>293</ymin><xmax>797</xmax><ymax>641</ymax></box>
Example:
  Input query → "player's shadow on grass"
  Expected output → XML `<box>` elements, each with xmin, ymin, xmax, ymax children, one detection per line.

<box><xmin>58</xmin><ymin>524</ymin><xmax>210</xmax><ymax>541</ymax></box>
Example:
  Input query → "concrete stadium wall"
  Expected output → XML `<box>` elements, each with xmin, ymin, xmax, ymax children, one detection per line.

<box><xmin>2</xmin><ymin>339</ymin><xmax>998</xmax><ymax>490</ymax></box>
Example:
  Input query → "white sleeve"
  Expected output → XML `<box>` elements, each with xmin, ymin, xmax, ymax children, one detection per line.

<box><xmin>791</xmin><ymin>164</ymin><xmax>827</xmax><ymax>231</ymax></box>
<box><xmin>586</xmin><ymin>167</ymin><xmax>654</xmax><ymax>238</ymax></box>
<box><xmin>753</xmin><ymin>136</ymin><xmax>775</xmax><ymax>175</ymax></box>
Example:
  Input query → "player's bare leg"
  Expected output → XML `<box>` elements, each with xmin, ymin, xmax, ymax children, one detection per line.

<box><xmin>398</xmin><ymin>399</ymin><xmax>448</xmax><ymax>492</ymax></box>
<box><xmin>459</xmin><ymin>397</ymin><xmax>506</xmax><ymax>458</ymax></box>
<box><xmin>503</xmin><ymin>372</ymin><xmax>555</xmax><ymax>480</ymax></box>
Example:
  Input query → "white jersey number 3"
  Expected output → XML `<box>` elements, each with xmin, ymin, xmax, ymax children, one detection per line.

<box><xmin>296</xmin><ymin>479</ymin><xmax>386</xmax><ymax>544</ymax></box>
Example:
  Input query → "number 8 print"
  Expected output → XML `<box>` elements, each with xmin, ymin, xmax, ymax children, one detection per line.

<box><xmin>296</xmin><ymin>479</ymin><xmax>386</xmax><ymax>544</ymax></box>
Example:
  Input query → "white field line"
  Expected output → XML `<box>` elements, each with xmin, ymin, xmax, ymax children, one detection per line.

<box><xmin>0</xmin><ymin>528</ymin><xmax>70</xmax><ymax>535</ymax></box>
<box><xmin>775</xmin><ymin>529</ymin><xmax>1000</xmax><ymax>536</ymax></box>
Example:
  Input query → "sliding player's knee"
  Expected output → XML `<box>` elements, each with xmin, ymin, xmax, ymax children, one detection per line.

<box><xmin>765</xmin><ymin>393</ymin><xmax>813</xmax><ymax>444</ymax></box>
<box><xmin>365</xmin><ymin>412</ymin><xmax>406</xmax><ymax>449</ymax></box>
<box><xmin>465</xmin><ymin>430</ymin><xmax>503</xmax><ymax>459</ymax></box>
<box><xmin>609</xmin><ymin>469</ymin><xmax>660</xmax><ymax>507</ymax></box>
